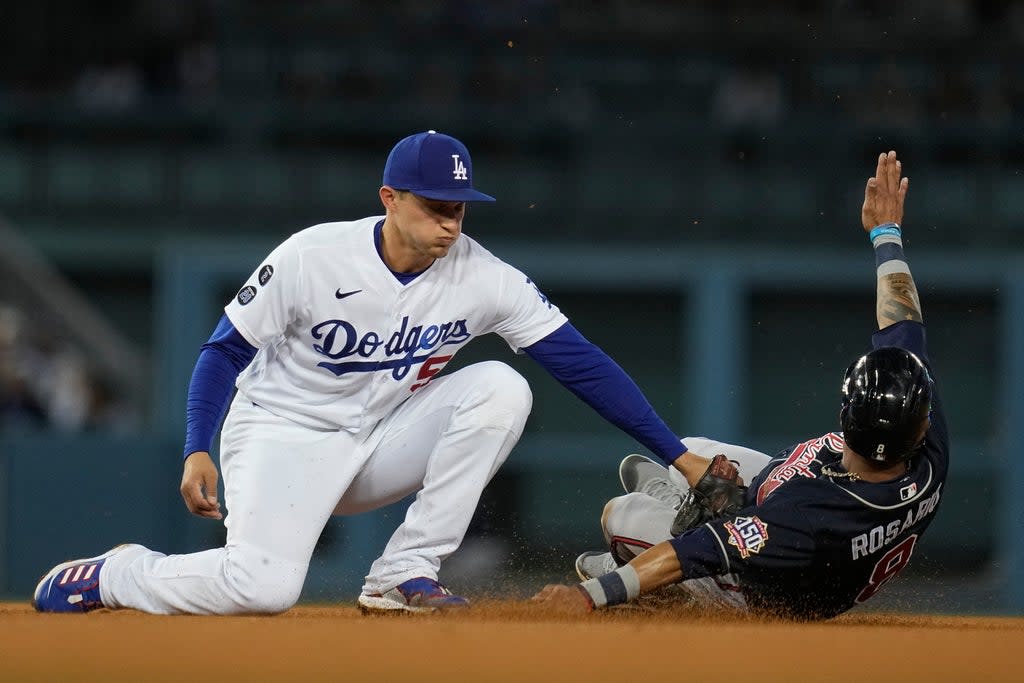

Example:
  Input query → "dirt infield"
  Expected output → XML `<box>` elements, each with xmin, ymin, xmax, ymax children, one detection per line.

<box><xmin>3</xmin><ymin>601</ymin><xmax>1021</xmax><ymax>683</ymax></box>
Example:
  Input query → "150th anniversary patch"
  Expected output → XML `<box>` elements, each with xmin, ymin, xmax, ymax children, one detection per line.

<box><xmin>237</xmin><ymin>285</ymin><xmax>258</xmax><ymax>305</ymax></box>
<box><xmin>724</xmin><ymin>516</ymin><xmax>769</xmax><ymax>559</ymax></box>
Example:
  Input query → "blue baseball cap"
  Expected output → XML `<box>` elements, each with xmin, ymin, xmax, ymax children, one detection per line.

<box><xmin>383</xmin><ymin>130</ymin><xmax>496</xmax><ymax>202</ymax></box>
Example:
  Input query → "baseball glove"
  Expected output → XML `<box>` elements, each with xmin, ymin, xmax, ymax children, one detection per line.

<box><xmin>670</xmin><ymin>454</ymin><xmax>747</xmax><ymax>536</ymax></box>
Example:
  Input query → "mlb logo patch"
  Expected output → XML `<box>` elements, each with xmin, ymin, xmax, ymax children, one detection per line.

<box><xmin>724</xmin><ymin>516</ymin><xmax>769</xmax><ymax>559</ymax></box>
<box><xmin>900</xmin><ymin>482</ymin><xmax>918</xmax><ymax>501</ymax></box>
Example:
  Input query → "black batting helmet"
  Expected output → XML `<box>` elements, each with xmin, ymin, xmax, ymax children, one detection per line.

<box><xmin>840</xmin><ymin>347</ymin><xmax>933</xmax><ymax>464</ymax></box>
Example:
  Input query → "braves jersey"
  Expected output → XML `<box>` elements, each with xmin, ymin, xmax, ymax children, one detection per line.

<box><xmin>224</xmin><ymin>216</ymin><xmax>567</xmax><ymax>433</ymax></box>
<box><xmin>675</xmin><ymin>321</ymin><xmax>947</xmax><ymax>620</ymax></box>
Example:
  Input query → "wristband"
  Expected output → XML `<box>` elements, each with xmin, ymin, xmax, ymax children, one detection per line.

<box><xmin>869</xmin><ymin>223</ymin><xmax>901</xmax><ymax>243</ymax></box>
<box><xmin>871</xmin><ymin>225</ymin><xmax>910</xmax><ymax>277</ymax></box>
<box><xmin>578</xmin><ymin>564</ymin><xmax>641</xmax><ymax>609</ymax></box>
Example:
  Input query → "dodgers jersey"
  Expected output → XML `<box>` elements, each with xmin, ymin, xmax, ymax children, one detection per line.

<box><xmin>674</xmin><ymin>321</ymin><xmax>948</xmax><ymax>620</ymax></box>
<box><xmin>224</xmin><ymin>216</ymin><xmax>567</xmax><ymax>433</ymax></box>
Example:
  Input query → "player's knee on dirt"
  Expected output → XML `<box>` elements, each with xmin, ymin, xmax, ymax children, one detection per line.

<box><xmin>221</xmin><ymin>545</ymin><xmax>307</xmax><ymax>614</ymax></box>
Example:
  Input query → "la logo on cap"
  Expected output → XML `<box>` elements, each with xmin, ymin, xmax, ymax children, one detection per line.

<box><xmin>452</xmin><ymin>155</ymin><xmax>468</xmax><ymax>180</ymax></box>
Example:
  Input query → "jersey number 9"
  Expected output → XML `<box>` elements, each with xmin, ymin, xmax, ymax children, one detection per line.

<box><xmin>855</xmin><ymin>534</ymin><xmax>918</xmax><ymax>603</ymax></box>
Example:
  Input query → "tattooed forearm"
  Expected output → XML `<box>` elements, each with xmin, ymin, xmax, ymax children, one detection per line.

<box><xmin>877</xmin><ymin>273</ymin><xmax>923</xmax><ymax>328</ymax></box>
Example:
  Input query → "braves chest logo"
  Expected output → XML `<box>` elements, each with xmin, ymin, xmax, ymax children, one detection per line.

<box><xmin>311</xmin><ymin>315</ymin><xmax>471</xmax><ymax>381</ymax></box>
<box><xmin>756</xmin><ymin>432</ymin><xmax>845</xmax><ymax>504</ymax></box>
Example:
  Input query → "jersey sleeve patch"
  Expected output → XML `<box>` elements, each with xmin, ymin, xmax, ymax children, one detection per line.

<box><xmin>707</xmin><ymin>495</ymin><xmax>816</xmax><ymax>572</ymax></box>
<box><xmin>225</xmin><ymin>236</ymin><xmax>302</xmax><ymax>347</ymax></box>
<box><xmin>723</xmin><ymin>516</ymin><xmax>769</xmax><ymax>559</ymax></box>
<box><xmin>236</xmin><ymin>285</ymin><xmax>257</xmax><ymax>305</ymax></box>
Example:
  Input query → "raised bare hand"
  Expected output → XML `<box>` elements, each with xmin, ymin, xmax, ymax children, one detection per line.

<box><xmin>862</xmin><ymin>150</ymin><xmax>909</xmax><ymax>232</ymax></box>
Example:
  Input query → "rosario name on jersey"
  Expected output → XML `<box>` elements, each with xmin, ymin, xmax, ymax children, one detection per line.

<box><xmin>224</xmin><ymin>216</ymin><xmax>567</xmax><ymax>433</ymax></box>
<box><xmin>703</xmin><ymin>323</ymin><xmax>949</xmax><ymax>619</ymax></box>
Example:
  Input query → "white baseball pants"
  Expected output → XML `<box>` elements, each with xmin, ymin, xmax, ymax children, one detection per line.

<box><xmin>602</xmin><ymin>436</ymin><xmax>771</xmax><ymax>611</ymax></box>
<box><xmin>99</xmin><ymin>360</ymin><xmax>531</xmax><ymax>614</ymax></box>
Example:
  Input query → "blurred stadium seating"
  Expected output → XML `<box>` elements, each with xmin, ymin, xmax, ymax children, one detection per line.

<box><xmin>0</xmin><ymin>0</ymin><xmax>1020</xmax><ymax>610</ymax></box>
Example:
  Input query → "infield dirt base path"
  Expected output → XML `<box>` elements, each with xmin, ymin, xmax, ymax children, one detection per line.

<box><xmin>3</xmin><ymin>601</ymin><xmax>1021</xmax><ymax>683</ymax></box>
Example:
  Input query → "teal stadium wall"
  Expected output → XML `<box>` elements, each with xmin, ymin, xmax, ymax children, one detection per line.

<box><xmin>3</xmin><ymin>244</ymin><xmax>1017</xmax><ymax>612</ymax></box>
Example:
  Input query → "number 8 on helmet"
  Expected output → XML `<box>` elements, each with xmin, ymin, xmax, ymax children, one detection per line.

<box><xmin>840</xmin><ymin>346</ymin><xmax>934</xmax><ymax>464</ymax></box>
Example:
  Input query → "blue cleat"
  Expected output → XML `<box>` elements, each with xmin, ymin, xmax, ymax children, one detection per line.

<box><xmin>357</xmin><ymin>577</ymin><xmax>469</xmax><ymax>614</ymax></box>
<box><xmin>32</xmin><ymin>544</ymin><xmax>141</xmax><ymax>613</ymax></box>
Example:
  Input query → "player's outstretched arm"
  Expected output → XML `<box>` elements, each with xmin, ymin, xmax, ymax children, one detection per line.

<box><xmin>861</xmin><ymin>151</ymin><xmax>923</xmax><ymax>330</ymax></box>
<box><xmin>532</xmin><ymin>540</ymin><xmax>683</xmax><ymax>613</ymax></box>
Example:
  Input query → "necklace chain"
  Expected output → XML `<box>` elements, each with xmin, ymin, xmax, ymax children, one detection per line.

<box><xmin>821</xmin><ymin>465</ymin><xmax>861</xmax><ymax>481</ymax></box>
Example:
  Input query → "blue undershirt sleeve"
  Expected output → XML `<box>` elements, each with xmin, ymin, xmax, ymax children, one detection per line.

<box><xmin>523</xmin><ymin>322</ymin><xmax>686</xmax><ymax>465</ymax></box>
<box><xmin>183</xmin><ymin>314</ymin><xmax>258</xmax><ymax>459</ymax></box>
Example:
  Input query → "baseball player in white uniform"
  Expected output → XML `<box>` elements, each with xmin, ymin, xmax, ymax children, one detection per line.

<box><xmin>34</xmin><ymin>131</ymin><xmax>701</xmax><ymax>615</ymax></box>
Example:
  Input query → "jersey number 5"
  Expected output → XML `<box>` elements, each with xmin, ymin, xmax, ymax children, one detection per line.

<box><xmin>855</xmin><ymin>534</ymin><xmax>918</xmax><ymax>603</ymax></box>
<box><xmin>411</xmin><ymin>355</ymin><xmax>453</xmax><ymax>392</ymax></box>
